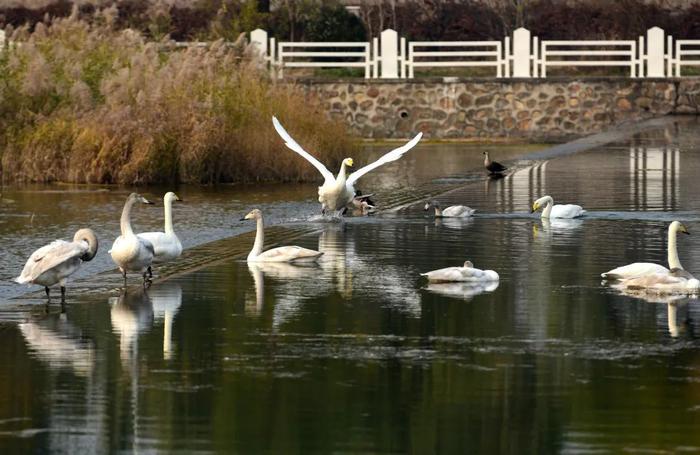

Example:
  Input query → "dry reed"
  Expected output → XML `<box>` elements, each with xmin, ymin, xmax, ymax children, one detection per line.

<box><xmin>0</xmin><ymin>11</ymin><xmax>353</xmax><ymax>184</ymax></box>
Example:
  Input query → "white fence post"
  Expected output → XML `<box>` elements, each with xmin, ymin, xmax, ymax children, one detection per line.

<box><xmin>380</xmin><ymin>29</ymin><xmax>399</xmax><ymax>78</ymax></box>
<box><xmin>512</xmin><ymin>27</ymin><xmax>532</xmax><ymax>77</ymax></box>
<box><xmin>0</xmin><ymin>30</ymin><xmax>5</xmax><ymax>49</ymax></box>
<box><xmin>667</xmin><ymin>35</ymin><xmax>673</xmax><ymax>77</ymax></box>
<box><xmin>646</xmin><ymin>27</ymin><xmax>665</xmax><ymax>77</ymax></box>
<box><xmin>250</xmin><ymin>29</ymin><xmax>268</xmax><ymax>59</ymax></box>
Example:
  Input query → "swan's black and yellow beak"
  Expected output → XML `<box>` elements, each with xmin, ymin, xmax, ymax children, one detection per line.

<box><xmin>240</xmin><ymin>217</ymin><xmax>248</xmax><ymax>221</ymax></box>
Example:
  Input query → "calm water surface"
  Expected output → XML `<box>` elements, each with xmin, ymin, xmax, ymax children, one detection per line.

<box><xmin>2</xmin><ymin>118</ymin><xmax>700</xmax><ymax>453</ymax></box>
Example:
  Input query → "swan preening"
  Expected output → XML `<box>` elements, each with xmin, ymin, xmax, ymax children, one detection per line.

<box><xmin>424</xmin><ymin>201</ymin><xmax>475</xmax><ymax>218</ymax></box>
<box><xmin>137</xmin><ymin>191</ymin><xmax>183</xmax><ymax>277</ymax></box>
<box><xmin>242</xmin><ymin>209</ymin><xmax>323</xmax><ymax>262</ymax></box>
<box><xmin>420</xmin><ymin>261</ymin><xmax>499</xmax><ymax>283</ymax></box>
<box><xmin>603</xmin><ymin>221</ymin><xmax>699</xmax><ymax>295</ymax></box>
<box><xmin>110</xmin><ymin>193</ymin><xmax>155</xmax><ymax>285</ymax></box>
<box><xmin>272</xmin><ymin>116</ymin><xmax>422</xmax><ymax>215</ymax></box>
<box><xmin>531</xmin><ymin>195</ymin><xmax>585</xmax><ymax>219</ymax></box>
<box><xmin>15</xmin><ymin>228</ymin><xmax>98</xmax><ymax>302</ymax></box>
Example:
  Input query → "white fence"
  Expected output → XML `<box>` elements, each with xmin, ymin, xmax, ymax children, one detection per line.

<box><xmin>250</xmin><ymin>26</ymin><xmax>700</xmax><ymax>79</ymax></box>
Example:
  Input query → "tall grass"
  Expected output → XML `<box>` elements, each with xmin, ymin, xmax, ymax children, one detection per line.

<box><xmin>0</xmin><ymin>11</ymin><xmax>353</xmax><ymax>184</ymax></box>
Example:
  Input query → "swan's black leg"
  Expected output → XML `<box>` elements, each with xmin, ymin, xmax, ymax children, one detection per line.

<box><xmin>148</xmin><ymin>266</ymin><xmax>153</xmax><ymax>279</ymax></box>
<box><xmin>60</xmin><ymin>286</ymin><xmax>66</xmax><ymax>303</ymax></box>
<box><xmin>122</xmin><ymin>269</ymin><xmax>127</xmax><ymax>287</ymax></box>
<box><xmin>45</xmin><ymin>286</ymin><xmax>51</xmax><ymax>303</ymax></box>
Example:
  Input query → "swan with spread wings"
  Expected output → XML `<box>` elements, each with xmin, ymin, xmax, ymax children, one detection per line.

<box><xmin>272</xmin><ymin>116</ymin><xmax>423</xmax><ymax>215</ymax></box>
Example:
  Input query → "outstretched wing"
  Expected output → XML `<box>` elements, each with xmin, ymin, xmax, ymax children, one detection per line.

<box><xmin>272</xmin><ymin>116</ymin><xmax>335</xmax><ymax>185</ymax></box>
<box><xmin>16</xmin><ymin>240</ymin><xmax>86</xmax><ymax>283</ymax></box>
<box><xmin>347</xmin><ymin>132</ymin><xmax>423</xmax><ymax>186</ymax></box>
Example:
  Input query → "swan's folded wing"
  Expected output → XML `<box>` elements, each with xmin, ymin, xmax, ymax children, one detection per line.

<box><xmin>272</xmin><ymin>116</ymin><xmax>334</xmax><ymax>184</ymax></box>
<box><xmin>17</xmin><ymin>240</ymin><xmax>85</xmax><ymax>282</ymax></box>
<box><xmin>347</xmin><ymin>132</ymin><xmax>423</xmax><ymax>186</ymax></box>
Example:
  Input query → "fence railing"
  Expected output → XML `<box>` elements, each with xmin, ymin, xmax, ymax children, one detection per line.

<box><xmin>249</xmin><ymin>26</ymin><xmax>700</xmax><ymax>79</ymax></box>
<box><xmin>406</xmin><ymin>41</ymin><xmax>505</xmax><ymax>78</ymax></box>
<box><xmin>539</xmin><ymin>40</ymin><xmax>638</xmax><ymax>77</ymax></box>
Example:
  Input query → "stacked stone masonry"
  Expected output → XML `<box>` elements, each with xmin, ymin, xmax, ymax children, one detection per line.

<box><xmin>301</xmin><ymin>78</ymin><xmax>700</xmax><ymax>140</ymax></box>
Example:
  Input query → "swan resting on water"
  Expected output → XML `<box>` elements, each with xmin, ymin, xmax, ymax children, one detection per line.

<box><xmin>137</xmin><ymin>191</ymin><xmax>183</xmax><ymax>277</ymax></box>
<box><xmin>15</xmin><ymin>228</ymin><xmax>98</xmax><ymax>302</ymax></box>
<box><xmin>424</xmin><ymin>201</ymin><xmax>476</xmax><ymax>218</ymax></box>
<box><xmin>272</xmin><ymin>116</ymin><xmax>422</xmax><ymax>215</ymax></box>
<box><xmin>601</xmin><ymin>221</ymin><xmax>689</xmax><ymax>280</ymax></box>
<box><xmin>421</xmin><ymin>261</ymin><xmax>499</xmax><ymax>283</ymax></box>
<box><xmin>242</xmin><ymin>209</ymin><xmax>323</xmax><ymax>263</ymax></box>
<box><xmin>531</xmin><ymin>195</ymin><xmax>585</xmax><ymax>219</ymax></box>
<box><xmin>109</xmin><ymin>193</ymin><xmax>155</xmax><ymax>285</ymax></box>
<box><xmin>603</xmin><ymin>221</ymin><xmax>699</xmax><ymax>294</ymax></box>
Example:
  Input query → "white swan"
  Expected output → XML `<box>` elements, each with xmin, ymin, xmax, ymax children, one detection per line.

<box><xmin>601</xmin><ymin>221</ymin><xmax>689</xmax><ymax>280</ymax></box>
<box><xmin>424</xmin><ymin>201</ymin><xmax>475</xmax><ymax>218</ymax></box>
<box><xmin>272</xmin><ymin>116</ymin><xmax>423</xmax><ymax>214</ymax></box>
<box><xmin>109</xmin><ymin>193</ymin><xmax>155</xmax><ymax>284</ymax></box>
<box><xmin>242</xmin><ymin>209</ymin><xmax>323</xmax><ymax>262</ymax></box>
<box><xmin>15</xmin><ymin>228</ymin><xmax>98</xmax><ymax>302</ymax></box>
<box><xmin>531</xmin><ymin>195</ymin><xmax>585</xmax><ymax>219</ymax></box>
<box><xmin>420</xmin><ymin>261</ymin><xmax>499</xmax><ymax>283</ymax></box>
<box><xmin>615</xmin><ymin>270</ymin><xmax>700</xmax><ymax>295</ymax></box>
<box><xmin>137</xmin><ymin>192</ymin><xmax>183</xmax><ymax>277</ymax></box>
<box><xmin>424</xmin><ymin>281</ymin><xmax>499</xmax><ymax>300</ymax></box>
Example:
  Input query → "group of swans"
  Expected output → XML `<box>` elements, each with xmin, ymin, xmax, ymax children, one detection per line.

<box><xmin>16</xmin><ymin>191</ymin><xmax>183</xmax><ymax>302</ymax></box>
<box><xmin>109</xmin><ymin>191</ymin><xmax>183</xmax><ymax>284</ymax></box>
<box><xmin>602</xmin><ymin>221</ymin><xmax>699</xmax><ymax>294</ymax></box>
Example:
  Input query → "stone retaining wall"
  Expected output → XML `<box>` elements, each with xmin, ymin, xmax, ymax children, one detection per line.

<box><xmin>300</xmin><ymin>78</ymin><xmax>700</xmax><ymax>140</ymax></box>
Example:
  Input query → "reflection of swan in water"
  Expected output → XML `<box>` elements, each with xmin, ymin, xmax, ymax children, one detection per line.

<box><xmin>19</xmin><ymin>313</ymin><xmax>95</xmax><ymax>377</ymax></box>
<box><xmin>434</xmin><ymin>216</ymin><xmax>474</xmax><ymax>230</ymax></box>
<box><xmin>149</xmin><ymin>282</ymin><xmax>182</xmax><ymax>360</ymax></box>
<box><xmin>109</xmin><ymin>288</ymin><xmax>153</xmax><ymax>362</ymax></box>
<box><xmin>318</xmin><ymin>224</ymin><xmax>421</xmax><ymax>316</ymax></box>
<box><xmin>246</xmin><ymin>262</ymin><xmax>316</xmax><ymax>325</ymax></box>
<box><xmin>423</xmin><ymin>281</ymin><xmax>499</xmax><ymax>300</ymax></box>
<box><xmin>611</xmin><ymin>287</ymin><xmax>692</xmax><ymax>337</ymax></box>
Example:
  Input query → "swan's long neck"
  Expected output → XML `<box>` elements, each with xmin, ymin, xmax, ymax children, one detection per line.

<box><xmin>484</xmin><ymin>153</ymin><xmax>491</xmax><ymax>166</ymax></box>
<box><xmin>249</xmin><ymin>217</ymin><xmax>265</xmax><ymax>260</ymax></box>
<box><xmin>120</xmin><ymin>199</ymin><xmax>136</xmax><ymax>237</ymax></box>
<box><xmin>541</xmin><ymin>197</ymin><xmax>554</xmax><ymax>218</ymax></box>
<box><xmin>336</xmin><ymin>163</ymin><xmax>348</xmax><ymax>186</ymax></box>
<box><xmin>434</xmin><ymin>206</ymin><xmax>442</xmax><ymax>217</ymax></box>
<box><xmin>668</xmin><ymin>224</ymin><xmax>683</xmax><ymax>269</ymax></box>
<box><xmin>164</xmin><ymin>197</ymin><xmax>175</xmax><ymax>235</ymax></box>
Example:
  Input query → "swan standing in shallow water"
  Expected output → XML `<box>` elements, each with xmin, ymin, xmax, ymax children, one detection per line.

<box><xmin>602</xmin><ymin>221</ymin><xmax>689</xmax><ymax>280</ymax></box>
<box><xmin>531</xmin><ymin>195</ymin><xmax>585</xmax><ymax>219</ymax></box>
<box><xmin>421</xmin><ymin>261</ymin><xmax>499</xmax><ymax>283</ymax></box>
<box><xmin>424</xmin><ymin>201</ymin><xmax>475</xmax><ymax>218</ymax></box>
<box><xmin>137</xmin><ymin>192</ymin><xmax>183</xmax><ymax>277</ymax></box>
<box><xmin>15</xmin><ymin>228</ymin><xmax>98</xmax><ymax>303</ymax></box>
<box><xmin>110</xmin><ymin>193</ymin><xmax>155</xmax><ymax>285</ymax></box>
<box><xmin>242</xmin><ymin>209</ymin><xmax>323</xmax><ymax>262</ymax></box>
<box><xmin>272</xmin><ymin>116</ymin><xmax>423</xmax><ymax>215</ymax></box>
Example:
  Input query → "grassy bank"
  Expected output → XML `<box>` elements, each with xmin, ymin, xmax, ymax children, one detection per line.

<box><xmin>0</xmin><ymin>13</ymin><xmax>353</xmax><ymax>184</ymax></box>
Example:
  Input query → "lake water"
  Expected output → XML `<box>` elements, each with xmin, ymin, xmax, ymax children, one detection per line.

<box><xmin>1</xmin><ymin>117</ymin><xmax>700</xmax><ymax>453</ymax></box>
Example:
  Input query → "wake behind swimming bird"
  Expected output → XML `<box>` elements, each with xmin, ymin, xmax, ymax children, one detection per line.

<box><xmin>15</xmin><ymin>228</ymin><xmax>98</xmax><ymax>303</ymax></box>
<box><xmin>110</xmin><ymin>193</ymin><xmax>155</xmax><ymax>285</ymax></box>
<box><xmin>272</xmin><ymin>116</ymin><xmax>422</xmax><ymax>216</ymax></box>
<box><xmin>242</xmin><ymin>208</ymin><xmax>323</xmax><ymax>263</ymax></box>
